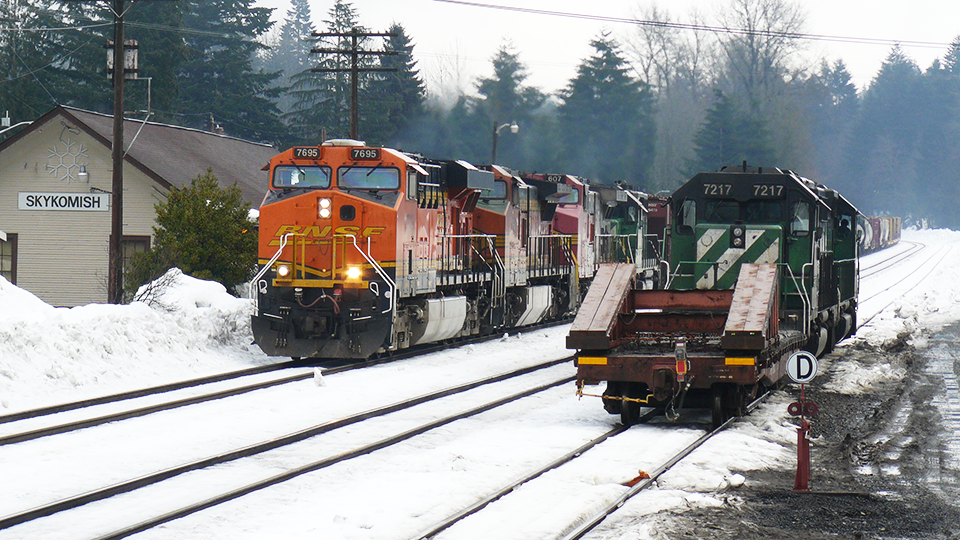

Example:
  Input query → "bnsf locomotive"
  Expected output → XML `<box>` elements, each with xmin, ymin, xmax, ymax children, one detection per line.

<box><xmin>569</xmin><ymin>165</ymin><xmax>860</xmax><ymax>427</ymax></box>
<box><xmin>252</xmin><ymin>140</ymin><xmax>660</xmax><ymax>359</ymax></box>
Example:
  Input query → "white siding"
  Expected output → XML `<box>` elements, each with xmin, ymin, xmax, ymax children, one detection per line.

<box><xmin>0</xmin><ymin>113</ymin><xmax>164</xmax><ymax>307</ymax></box>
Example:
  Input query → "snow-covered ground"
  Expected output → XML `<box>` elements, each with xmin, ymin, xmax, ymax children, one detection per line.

<box><xmin>1</xmin><ymin>228</ymin><xmax>958</xmax><ymax>539</ymax></box>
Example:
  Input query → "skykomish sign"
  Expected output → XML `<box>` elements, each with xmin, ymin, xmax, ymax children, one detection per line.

<box><xmin>19</xmin><ymin>192</ymin><xmax>110</xmax><ymax>212</ymax></box>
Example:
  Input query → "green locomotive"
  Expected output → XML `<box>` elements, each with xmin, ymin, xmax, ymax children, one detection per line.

<box><xmin>569</xmin><ymin>165</ymin><xmax>860</xmax><ymax>427</ymax></box>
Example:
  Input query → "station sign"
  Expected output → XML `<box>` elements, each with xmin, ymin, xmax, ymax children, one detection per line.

<box><xmin>19</xmin><ymin>192</ymin><xmax>110</xmax><ymax>212</ymax></box>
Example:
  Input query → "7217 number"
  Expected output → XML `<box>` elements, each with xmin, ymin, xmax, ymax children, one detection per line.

<box><xmin>703</xmin><ymin>183</ymin><xmax>731</xmax><ymax>196</ymax></box>
<box><xmin>753</xmin><ymin>184</ymin><xmax>784</xmax><ymax>197</ymax></box>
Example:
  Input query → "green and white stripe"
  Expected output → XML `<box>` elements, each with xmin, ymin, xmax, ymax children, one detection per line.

<box><xmin>695</xmin><ymin>227</ymin><xmax>780</xmax><ymax>289</ymax></box>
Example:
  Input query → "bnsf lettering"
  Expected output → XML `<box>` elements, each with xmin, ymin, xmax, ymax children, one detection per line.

<box><xmin>24</xmin><ymin>194</ymin><xmax>102</xmax><ymax>209</ymax></box>
<box><xmin>272</xmin><ymin>225</ymin><xmax>386</xmax><ymax>238</ymax></box>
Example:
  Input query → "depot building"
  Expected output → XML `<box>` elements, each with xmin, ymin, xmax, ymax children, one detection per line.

<box><xmin>0</xmin><ymin>106</ymin><xmax>277</xmax><ymax>307</ymax></box>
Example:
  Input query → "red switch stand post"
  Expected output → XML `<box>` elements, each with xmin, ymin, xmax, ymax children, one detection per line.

<box><xmin>793</xmin><ymin>383</ymin><xmax>811</xmax><ymax>492</ymax></box>
<box><xmin>786</xmin><ymin>351</ymin><xmax>818</xmax><ymax>493</ymax></box>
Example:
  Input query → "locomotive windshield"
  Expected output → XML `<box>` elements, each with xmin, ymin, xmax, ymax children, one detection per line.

<box><xmin>702</xmin><ymin>199</ymin><xmax>782</xmax><ymax>224</ymax></box>
<box><xmin>273</xmin><ymin>165</ymin><xmax>332</xmax><ymax>189</ymax></box>
<box><xmin>485</xmin><ymin>179</ymin><xmax>508</xmax><ymax>200</ymax></box>
<box><xmin>338</xmin><ymin>166</ymin><xmax>400</xmax><ymax>190</ymax></box>
<box><xmin>553</xmin><ymin>188</ymin><xmax>580</xmax><ymax>205</ymax></box>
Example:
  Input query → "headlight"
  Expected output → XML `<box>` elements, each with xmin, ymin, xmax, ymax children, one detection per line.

<box><xmin>346</xmin><ymin>266</ymin><xmax>362</xmax><ymax>280</ymax></box>
<box><xmin>276</xmin><ymin>264</ymin><xmax>292</xmax><ymax>278</ymax></box>
<box><xmin>318</xmin><ymin>198</ymin><xmax>332</xmax><ymax>218</ymax></box>
<box><xmin>319</xmin><ymin>208</ymin><xmax>332</xmax><ymax>218</ymax></box>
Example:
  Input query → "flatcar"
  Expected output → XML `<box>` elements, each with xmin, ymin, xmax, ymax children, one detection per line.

<box><xmin>569</xmin><ymin>165</ymin><xmax>859</xmax><ymax>427</ymax></box>
<box><xmin>251</xmin><ymin>140</ymin><xmax>661</xmax><ymax>359</ymax></box>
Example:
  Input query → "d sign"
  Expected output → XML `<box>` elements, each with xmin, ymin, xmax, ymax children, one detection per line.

<box><xmin>786</xmin><ymin>351</ymin><xmax>818</xmax><ymax>384</ymax></box>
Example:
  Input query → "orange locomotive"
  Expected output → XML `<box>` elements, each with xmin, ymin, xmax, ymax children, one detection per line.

<box><xmin>251</xmin><ymin>140</ymin><xmax>597</xmax><ymax>359</ymax></box>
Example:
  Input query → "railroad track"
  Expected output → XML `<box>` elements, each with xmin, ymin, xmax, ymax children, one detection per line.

<box><xmin>857</xmin><ymin>243</ymin><xmax>952</xmax><ymax>328</ymax></box>
<box><xmin>410</xmin><ymin>393</ymin><xmax>771</xmax><ymax>539</ymax></box>
<box><xmin>859</xmin><ymin>240</ymin><xmax>924</xmax><ymax>279</ymax></box>
<box><xmin>0</xmin><ymin>357</ymin><xmax>575</xmax><ymax>538</ymax></box>
<box><xmin>0</xmin><ymin>319</ymin><xmax>571</xmax><ymax>446</ymax></box>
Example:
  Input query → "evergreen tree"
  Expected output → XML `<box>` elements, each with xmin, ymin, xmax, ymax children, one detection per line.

<box><xmin>177</xmin><ymin>0</ymin><xmax>284</xmax><ymax>144</ymax></box>
<box><xmin>945</xmin><ymin>36</ymin><xmax>960</xmax><ymax>75</ymax></box>
<box><xmin>800</xmin><ymin>60</ymin><xmax>858</xmax><ymax>185</ymax></box>
<box><xmin>370</xmin><ymin>23</ymin><xmax>426</xmax><ymax>148</ymax></box>
<box><xmin>287</xmin><ymin>0</ymin><xmax>369</xmax><ymax>143</ymax></box>
<box><xmin>0</xmin><ymin>0</ymin><xmax>75</xmax><ymax>124</ymax></box>
<box><xmin>558</xmin><ymin>34</ymin><xmax>656</xmax><ymax>187</ymax></box>
<box><xmin>473</xmin><ymin>43</ymin><xmax>544</xmax><ymax>168</ymax></box>
<box><xmin>843</xmin><ymin>46</ymin><xmax>923</xmax><ymax>216</ymax></box>
<box><xmin>690</xmin><ymin>89</ymin><xmax>775</xmax><ymax>174</ymax></box>
<box><xmin>915</xmin><ymin>56</ymin><xmax>960</xmax><ymax>228</ymax></box>
<box><xmin>125</xmin><ymin>1</ymin><xmax>186</xmax><ymax>118</ymax></box>
<box><xmin>261</xmin><ymin>0</ymin><xmax>316</xmax><ymax>117</ymax></box>
<box><xmin>126</xmin><ymin>169</ymin><xmax>257</xmax><ymax>295</ymax></box>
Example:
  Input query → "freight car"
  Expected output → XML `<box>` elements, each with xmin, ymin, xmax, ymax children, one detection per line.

<box><xmin>251</xmin><ymin>140</ymin><xmax>661</xmax><ymax>359</ymax></box>
<box><xmin>857</xmin><ymin>214</ymin><xmax>901</xmax><ymax>254</ymax></box>
<box><xmin>568</xmin><ymin>165</ymin><xmax>859</xmax><ymax>427</ymax></box>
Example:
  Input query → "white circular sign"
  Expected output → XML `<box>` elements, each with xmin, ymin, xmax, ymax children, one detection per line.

<box><xmin>786</xmin><ymin>351</ymin><xmax>819</xmax><ymax>384</ymax></box>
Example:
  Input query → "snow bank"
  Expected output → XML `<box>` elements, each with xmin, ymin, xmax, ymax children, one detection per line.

<box><xmin>0</xmin><ymin>269</ymin><xmax>274</xmax><ymax>412</ymax></box>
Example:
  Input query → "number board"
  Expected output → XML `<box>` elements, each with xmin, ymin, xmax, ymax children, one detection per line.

<box><xmin>351</xmin><ymin>148</ymin><xmax>380</xmax><ymax>160</ymax></box>
<box><xmin>293</xmin><ymin>147</ymin><xmax>319</xmax><ymax>159</ymax></box>
<box><xmin>702</xmin><ymin>183</ymin><xmax>731</xmax><ymax>197</ymax></box>
<box><xmin>753</xmin><ymin>184</ymin><xmax>785</xmax><ymax>198</ymax></box>
<box><xmin>545</xmin><ymin>174</ymin><xmax>565</xmax><ymax>183</ymax></box>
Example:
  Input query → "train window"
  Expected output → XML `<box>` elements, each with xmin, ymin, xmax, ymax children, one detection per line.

<box><xmin>487</xmin><ymin>180</ymin><xmax>508</xmax><ymax>200</ymax></box>
<box><xmin>553</xmin><ymin>187</ymin><xmax>580</xmax><ymax>205</ymax></box>
<box><xmin>273</xmin><ymin>165</ymin><xmax>331</xmax><ymax>189</ymax></box>
<box><xmin>790</xmin><ymin>201</ymin><xmax>811</xmax><ymax>236</ymax></box>
<box><xmin>703</xmin><ymin>199</ymin><xmax>739</xmax><ymax>223</ymax></box>
<box><xmin>744</xmin><ymin>200</ymin><xmax>782</xmax><ymax>224</ymax></box>
<box><xmin>837</xmin><ymin>214</ymin><xmax>853</xmax><ymax>239</ymax></box>
<box><xmin>677</xmin><ymin>199</ymin><xmax>696</xmax><ymax>234</ymax></box>
<box><xmin>338</xmin><ymin>167</ymin><xmax>400</xmax><ymax>190</ymax></box>
<box><xmin>406</xmin><ymin>170</ymin><xmax>418</xmax><ymax>200</ymax></box>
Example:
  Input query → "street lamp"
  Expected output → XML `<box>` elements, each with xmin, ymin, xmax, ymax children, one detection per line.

<box><xmin>491</xmin><ymin>120</ymin><xmax>519</xmax><ymax>165</ymax></box>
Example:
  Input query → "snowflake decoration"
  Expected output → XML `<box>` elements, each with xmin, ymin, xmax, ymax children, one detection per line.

<box><xmin>47</xmin><ymin>138</ymin><xmax>89</xmax><ymax>183</ymax></box>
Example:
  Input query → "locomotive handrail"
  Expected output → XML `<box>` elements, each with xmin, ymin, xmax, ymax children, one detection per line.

<box><xmin>439</xmin><ymin>233</ymin><xmax>506</xmax><ymax>300</ymax></box>
<box><xmin>253</xmin><ymin>232</ymin><xmax>295</xmax><ymax>309</ymax></box>
<box><xmin>783</xmin><ymin>262</ymin><xmax>811</xmax><ymax>336</ymax></box>
<box><xmin>344</xmin><ymin>234</ymin><xmax>396</xmax><ymax>317</ymax></box>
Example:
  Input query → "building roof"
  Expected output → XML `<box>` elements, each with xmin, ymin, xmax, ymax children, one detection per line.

<box><xmin>0</xmin><ymin>106</ymin><xmax>277</xmax><ymax>206</ymax></box>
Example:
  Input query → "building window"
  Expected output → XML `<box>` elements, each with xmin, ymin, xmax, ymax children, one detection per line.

<box><xmin>0</xmin><ymin>233</ymin><xmax>17</xmax><ymax>285</ymax></box>
<box><xmin>122</xmin><ymin>236</ymin><xmax>150</xmax><ymax>287</ymax></box>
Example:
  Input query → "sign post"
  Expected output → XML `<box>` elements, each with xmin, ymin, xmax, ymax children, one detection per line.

<box><xmin>786</xmin><ymin>351</ymin><xmax>819</xmax><ymax>492</ymax></box>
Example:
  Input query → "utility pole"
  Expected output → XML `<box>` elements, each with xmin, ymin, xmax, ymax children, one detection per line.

<box><xmin>66</xmin><ymin>0</ymin><xmax>173</xmax><ymax>303</ymax></box>
<box><xmin>312</xmin><ymin>28</ymin><xmax>397</xmax><ymax>140</ymax></box>
<box><xmin>109</xmin><ymin>0</ymin><xmax>125</xmax><ymax>305</ymax></box>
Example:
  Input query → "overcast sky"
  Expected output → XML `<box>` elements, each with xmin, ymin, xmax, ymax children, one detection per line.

<box><xmin>256</xmin><ymin>0</ymin><xmax>960</xmax><ymax>98</ymax></box>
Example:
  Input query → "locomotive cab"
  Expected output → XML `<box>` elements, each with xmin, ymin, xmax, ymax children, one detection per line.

<box><xmin>668</xmin><ymin>166</ymin><xmax>858</xmax><ymax>354</ymax></box>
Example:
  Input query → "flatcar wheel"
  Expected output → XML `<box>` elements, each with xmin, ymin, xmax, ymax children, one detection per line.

<box><xmin>620</xmin><ymin>383</ymin><xmax>642</xmax><ymax>427</ymax></box>
<box><xmin>711</xmin><ymin>388</ymin><xmax>726</xmax><ymax>429</ymax></box>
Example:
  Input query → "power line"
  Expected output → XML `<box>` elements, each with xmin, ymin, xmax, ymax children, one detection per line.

<box><xmin>431</xmin><ymin>0</ymin><xmax>955</xmax><ymax>50</ymax></box>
